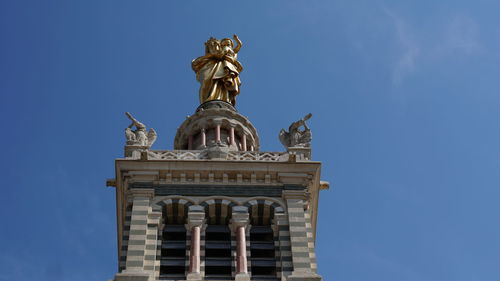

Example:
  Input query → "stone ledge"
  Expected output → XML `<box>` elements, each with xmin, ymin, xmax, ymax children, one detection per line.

<box><xmin>287</xmin><ymin>272</ymin><xmax>322</xmax><ymax>281</ymax></box>
<box><xmin>114</xmin><ymin>271</ymin><xmax>151</xmax><ymax>281</ymax></box>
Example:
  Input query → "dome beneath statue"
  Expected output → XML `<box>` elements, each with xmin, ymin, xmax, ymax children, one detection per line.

<box><xmin>174</xmin><ymin>100</ymin><xmax>259</xmax><ymax>151</ymax></box>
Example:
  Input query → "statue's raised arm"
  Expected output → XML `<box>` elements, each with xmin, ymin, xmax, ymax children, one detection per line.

<box><xmin>233</xmin><ymin>34</ymin><xmax>242</xmax><ymax>53</ymax></box>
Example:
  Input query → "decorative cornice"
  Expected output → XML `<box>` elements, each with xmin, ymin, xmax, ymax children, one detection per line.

<box><xmin>141</xmin><ymin>150</ymin><xmax>293</xmax><ymax>161</ymax></box>
<box><xmin>127</xmin><ymin>187</ymin><xmax>155</xmax><ymax>198</ymax></box>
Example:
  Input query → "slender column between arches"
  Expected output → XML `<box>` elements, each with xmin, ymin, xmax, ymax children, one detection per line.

<box><xmin>236</xmin><ymin>226</ymin><xmax>248</xmax><ymax>273</ymax></box>
<box><xmin>189</xmin><ymin>226</ymin><xmax>201</xmax><ymax>273</ymax></box>
<box><xmin>186</xmin><ymin>206</ymin><xmax>205</xmax><ymax>281</ymax></box>
<box><xmin>231</xmin><ymin>206</ymin><xmax>250</xmax><ymax>281</ymax></box>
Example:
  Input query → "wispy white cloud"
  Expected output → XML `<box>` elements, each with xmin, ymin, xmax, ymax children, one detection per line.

<box><xmin>442</xmin><ymin>15</ymin><xmax>481</xmax><ymax>55</ymax></box>
<box><xmin>384</xmin><ymin>8</ymin><xmax>420</xmax><ymax>86</ymax></box>
<box><xmin>383</xmin><ymin>9</ymin><xmax>481</xmax><ymax>86</ymax></box>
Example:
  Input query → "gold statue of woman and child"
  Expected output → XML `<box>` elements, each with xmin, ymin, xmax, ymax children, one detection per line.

<box><xmin>192</xmin><ymin>35</ymin><xmax>243</xmax><ymax>106</ymax></box>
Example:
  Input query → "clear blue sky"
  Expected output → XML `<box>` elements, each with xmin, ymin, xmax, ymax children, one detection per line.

<box><xmin>1</xmin><ymin>1</ymin><xmax>499</xmax><ymax>281</ymax></box>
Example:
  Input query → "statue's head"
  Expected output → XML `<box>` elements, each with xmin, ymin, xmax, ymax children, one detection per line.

<box><xmin>204</xmin><ymin>37</ymin><xmax>220</xmax><ymax>54</ymax></box>
<box><xmin>221</xmin><ymin>38</ymin><xmax>233</xmax><ymax>48</ymax></box>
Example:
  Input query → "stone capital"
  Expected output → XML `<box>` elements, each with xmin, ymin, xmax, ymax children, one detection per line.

<box><xmin>186</xmin><ymin>205</ymin><xmax>206</xmax><ymax>230</ymax></box>
<box><xmin>230</xmin><ymin>206</ymin><xmax>249</xmax><ymax>232</ymax></box>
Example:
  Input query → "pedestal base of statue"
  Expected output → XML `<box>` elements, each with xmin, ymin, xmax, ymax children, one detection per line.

<box><xmin>114</xmin><ymin>270</ymin><xmax>151</xmax><ymax>281</ymax></box>
<box><xmin>234</xmin><ymin>272</ymin><xmax>251</xmax><ymax>281</ymax></box>
<box><xmin>287</xmin><ymin>146</ymin><xmax>311</xmax><ymax>161</ymax></box>
<box><xmin>124</xmin><ymin>145</ymin><xmax>149</xmax><ymax>158</ymax></box>
<box><xmin>196</xmin><ymin>100</ymin><xmax>236</xmax><ymax>112</ymax></box>
<box><xmin>286</xmin><ymin>271</ymin><xmax>322</xmax><ymax>281</ymax></box>
<box><xmin>186</xmin><ymin>272</ymin><xmax>202</xmax><ymax>281</ymax></box>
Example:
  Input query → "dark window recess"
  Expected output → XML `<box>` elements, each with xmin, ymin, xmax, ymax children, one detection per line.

<box><xmin>160</xmin><ymin>225</ymin><xmax>187</xmax><ymax>280</ymax></box>
<box><xmin>205</xmin><ymin>225</ymin><xmax>232</xmax><ymax>280</ymax></box>
<box><xmin>250</xmin><ymin>226</ymin><xmax>277</xmax><ymax>279</ymax></box>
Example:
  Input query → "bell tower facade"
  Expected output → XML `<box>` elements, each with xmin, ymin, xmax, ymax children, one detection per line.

<box><xmin>108</xmin><ymin>36</ymin><xmax>329</xmax><ymax>281</ymax></box>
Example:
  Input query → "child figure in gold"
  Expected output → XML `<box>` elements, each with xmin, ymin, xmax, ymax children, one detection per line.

<box><xmin>192</xmin><ymin>35</ymin><xmax>243</xmax><ymax>106</ymax></box>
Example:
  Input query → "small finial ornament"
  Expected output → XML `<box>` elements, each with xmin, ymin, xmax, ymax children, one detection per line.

<box><xmin>279</xmin><ymin>113</ymin><xmax>313</xmax><ymax>148</ymax></box>
<box><xmin>124</xmin><ymin>112</ymin><xmax>157</xmax><ymax>147</ymax></box>
<box><xmin>192</xmin><ymin>35</ymin><xmax>243</xmax><ymax>106</ymax></box>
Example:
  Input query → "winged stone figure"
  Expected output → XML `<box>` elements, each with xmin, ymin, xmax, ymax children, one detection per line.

<box><xmin>125</xmin><ymin>112</ymin><xmax>157</xmax><ymax>147</ymax></box>
<box><xmin>279</xmin><ymin>113</ymin><xmax>312</xmax><ymax>148</ymax></box>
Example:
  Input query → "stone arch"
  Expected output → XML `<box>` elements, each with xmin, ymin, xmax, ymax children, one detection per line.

<box><xmin>199</xmin><ymin>196</ymin><xmax>240</xmax><ymax>225</ymax></box>
<box><xmin>152</xmin><ymin>196</ymin><xmax>196</xmax><ymax>224</ymax></box>
<box><xmin>243</xmin><ymin>197</ymin><xmax>286</xmax><ymax>226</ymax></box>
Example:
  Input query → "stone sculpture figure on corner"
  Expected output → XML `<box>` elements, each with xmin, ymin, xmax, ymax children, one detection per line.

<box><xmin>192</xmin><ymin>35</ymin><xmax>243</xmax><ymax>106</ymax></box>
<box><xmin>279</xmin><ymin>113</ymin><xmax>313</xmax><ymax>148</ymax></box>
<box><xmin>125</xmin><ymin>112</ymin><xmax>157</xmax><ymax>147</ymax></box>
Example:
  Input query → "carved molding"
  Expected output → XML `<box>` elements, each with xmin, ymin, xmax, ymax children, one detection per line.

<box><xmin>142</xmin><ymin>150</ymin><xmax>294</xmax><ymax>161</ymax></box>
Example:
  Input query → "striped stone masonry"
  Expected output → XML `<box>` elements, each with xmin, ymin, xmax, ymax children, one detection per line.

<box><xmin>115</xmin><ymin>188</ymin><xmax>155</xmax><ymax>281</ymax></box>
<box><xmin>283</xmin><ymin>190</ymin><xmax>322</xmax><ymax>281</ymax></box>
<box><xmin>304</xmin><ymin>210</ymin><xmax>318</xmax><ymax>273</ymax></box>
<box><xmin>145</xmin><ymin>211</ymin><xmax>161</xmax><ymax>273</ymax></box>
<box><xmin>110</xmin><ymin>93</ymin><xmax>330</xmax><ymax>281</ymax></box>
<box><xmin>274</xmin><ymin>212</ymin><xmax>293</xmax><ymax>279</ymax></box>
<box><xmin>113</xmin><ymin>186</ymin><xmax>325</xmax><ymax>281</ymax></box>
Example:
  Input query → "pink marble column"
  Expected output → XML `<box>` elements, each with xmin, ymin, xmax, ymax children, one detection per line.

<box><xmin>201</xmin><ymin>128</ymin><xmax>206</xmax><ymax>147</ymax></box>
<box><xmin>186</xmin><ymin>206</ymin><xmax>205</xmax><ymax>280</ymax></box>
<box><xmin>242</xmin><ymin>134</ymin><xmax>247</xmax><ymax>151</ymax></box>
<box><xmin>189</xmin><ymin>226</ymin><xmax>201</xmax><ymax>273</ymax></box>
<box><xmin>215</xmin><ymin>123</ymin><xmax>221</xmax><ymax>143</ymax></box>
<box><xmin>232</xmin><ymin>206</ymin><xmax>250</xmax><ymax>280</ymax></box>
<box><xmin>230</xmin><ymin>126</ymin><xmax>236</xmax><ymax>146</ymax></box>
<box><xmin>236</xmin><ymin>226</ymin><xmax>248</xmax><ymax>274</ymax></box>
<box><xmin>188</xmin><ymin>135</ymin><xmax>193</xmax><ymax>150</ymax></box>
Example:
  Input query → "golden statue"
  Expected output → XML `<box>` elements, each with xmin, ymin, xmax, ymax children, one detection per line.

<box><xmin>192</xmin><ymin>35</ymin><xmax>243</xmax><ymax>106</ymax></box>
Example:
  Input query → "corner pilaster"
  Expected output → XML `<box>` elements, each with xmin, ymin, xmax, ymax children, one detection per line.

<box><xmin>283</xmin><ymin>190</ymin><xmax>322</xmax><ymax>281</ymax></box>
<box><xmin>115</xmin><ymin>188</ymin><xmax>155</xmax><ymax>281</ymax></box>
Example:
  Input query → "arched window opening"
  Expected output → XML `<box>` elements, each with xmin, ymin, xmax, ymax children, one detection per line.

<box><xmin>204</xmin><ymin>224</ymin><xmax>232</xmax><ymax>280</ymax></box>
<box><xmin>250</xmin><ymin>225</ymin><xmax>276</xmax><ymax>279</ymax></box>
<box><xmin>247</xmin><ymin>201</ymin><xmax>281</xmax><ymax>280</ymax></box>
<box><xmin>160</xmin><ymin>203</ymin><xmax>188</xmax><ymax>280</ymax></box>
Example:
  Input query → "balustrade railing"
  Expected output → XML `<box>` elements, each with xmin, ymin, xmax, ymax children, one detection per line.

<box><xmin>142</xmin><ymin>150</ymin><xmax>289</xmax><ymax>161</ymax></box>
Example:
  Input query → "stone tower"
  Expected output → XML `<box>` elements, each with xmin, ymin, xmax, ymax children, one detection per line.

<box><xmin>108</xmin><ymin>36</ymin><xmax>329</xmax><ymax>281</ymax></box>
